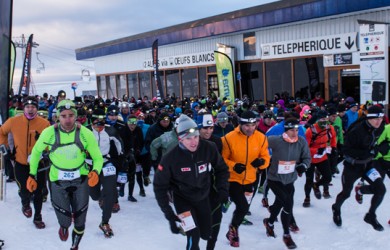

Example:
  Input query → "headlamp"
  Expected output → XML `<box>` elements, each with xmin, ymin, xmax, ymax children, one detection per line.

<box><xmin>240</xmin><ymin>117</ymin><xmax>257</xmax><ymax>123</ymax></box>
<box><xmin>367</xmin><ymin>113</ymin><xmax>384</xmax><ymax>118</ymax></box>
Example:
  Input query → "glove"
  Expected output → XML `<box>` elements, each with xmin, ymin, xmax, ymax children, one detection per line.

<box><xmin>168</xmin><ymin>217</ymin><xmax>181</xmax><ymax>234</ymax></box>
<box><xmin>331</xmin><ymin>147</ymin><xmax>338</xmax><ymax>156</ymax></box>
<box><xmin>26</xmin><ymin>175</ymin><xmax>37</xmax><ymax>193</ymax></box>
<box><xmin>233</xmin><ymin>163</ymin><xmax>246</xmax><ymax>174</ymax></box>
<box><xmin>251</xmin><ymin>158</ymin><xmax>265</xmax><ymax>169</ymax></box>
<box><xmin>217</xmin><ymin>191</ymin><xmax>229</xmax><ymax>204</ymax></box>
<box><xmin>317</xmin><ymin>148</ymin><xmax>325</xmax><ymax>155</ymax></box>
<box><xmin>296</xmin><ymin>163</ymin><xmax>307</xmax><ymax>176</ymax></box>
<box><xmin>376</xmin><ymin>141</ymin><xmax>390</xmax><ymax>156</ymax></box>
<box><xmin>88</xmin><ymin>170</ymin><xmax>99</xmax><ymax>187</ymax></box>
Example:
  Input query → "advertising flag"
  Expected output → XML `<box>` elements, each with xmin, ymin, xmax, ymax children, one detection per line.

<box><xmin>18</xmin><ymin>34</ymin><xmax>34</xmax><ymax>96</ymax></box>
<box><xmin>215</xmin><ymin>51</ymin><xmax>235</xmax><ymax>102</ymax></box>
<box><xmin>152</xmin><ymin>39</ymin><xmax>164</xmax><ymax>98</ymax></box>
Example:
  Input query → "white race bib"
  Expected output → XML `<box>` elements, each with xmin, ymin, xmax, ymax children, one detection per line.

<box><xmin>117</xmin><ymin>172</ymin><xmax>128</xmax><ymax>184</ymax></box>
<box><xmin>178</xmin><ymin>211</ymin><xmax>196</xmax><ymax>232</ymax></box>
<box><xmin>102</xmin><ymin>163</ymin><xmax>116</xmax><ymax>177</ymax></box>
<box><xmin>366</xmin><ymin>168</ymin><xmax>381</xmax><ymax>182</ymax></box>
<box><xmin>58</xmin><ymin>169</ymin><xmax>80</xmax><ymax>181</ymax></box>
<box><xmin>278</xmin><ymin>161</ymin><xmax>296</xmax><ymax>174</ymax></box>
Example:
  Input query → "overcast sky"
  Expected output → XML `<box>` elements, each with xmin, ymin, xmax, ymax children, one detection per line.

<box><xmin>11</xmin><ymin>0</ymin><xmax>278</xmax><ymax>93</ymax></box>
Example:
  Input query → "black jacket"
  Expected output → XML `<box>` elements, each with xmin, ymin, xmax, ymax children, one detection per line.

<box><xmin>153</xmin><ymin>139</ymin><xmax>229</xmax><ymax>216</ymax></box>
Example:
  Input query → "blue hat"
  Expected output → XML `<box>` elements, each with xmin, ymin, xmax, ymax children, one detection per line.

<box><xmin>197</xmin><ymin>114</ymin><xmax>214</xmax><ymax>128</ymax></box>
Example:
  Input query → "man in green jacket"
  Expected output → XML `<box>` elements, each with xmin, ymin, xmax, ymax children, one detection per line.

<box><xmin>27</xmin><ymin>100</ymin><xmax>103</xmax><ymax>250</ymax></box>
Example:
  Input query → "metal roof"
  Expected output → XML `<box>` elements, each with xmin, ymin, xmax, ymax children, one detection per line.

<box><xmin>75</xmin><ymin>0</ymin><xmax>390</xmax><ymax>60</ymax></box>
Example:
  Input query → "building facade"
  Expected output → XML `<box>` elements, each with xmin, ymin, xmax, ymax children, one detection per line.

<box><xmin>76</xmin><ymin>0</ymin><xmax>390</xmax><ymax>104</ymax></box>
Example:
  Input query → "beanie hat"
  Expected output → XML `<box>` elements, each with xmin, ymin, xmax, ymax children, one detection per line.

<box><xmin>57</xmin><ymin>90</ymin><xmax>66</xmax><ymax>99</ymax></box>
<box><xmin>327</xmin><ymin>107</ymin><xmax>338</xmax><ymax>116</ymax></box>
<box><xmin>158</xmin><ymin>112</ymin><xmax>170</xmax><ymax>121</ymax></box>
<box><xmin>91</xmin><ymin>108</ymin><xmax>106</xmax><ymax>125</ymax></box>
<box><xmin>107</xmin><ymin>105</ymin><xmax>119</xmax><ymax>116</ymax></box>
<box><xmin>239</xmin><ymin>111</ymin><xmax>257</xmax><ymax>125</ymax></box>
<box><xmin>366</xmin><ymin>105</ymin><xmax>384</xmax><ymax>119</ymax></box>
<box><xmin>316</xmin><ymin>110</ymin><xmax>328</xmax><ymax>120</ymax></box>
<box><xmin>176</xmin><ymin>114</ymin><xmax>199</xmax><ymax>140</ymax></box>
<box><xmin>56</xmin><ymin>100</ymin><xmax>77</xmax><ymax>117</ymax></box>
<box><xmin>23</xmin><ymin>96</ymin><xmax>38</xmax><ymax>108</ymax></box>
<box><xmin>197</xmin><ymin>114</ymin><xmax>214</xmax><ymax>128</ymax></box>
<box><xmin>284</xmin><ymin>118</ymin><xmax>300</xmax><ymax>131</ymax></box>
<box><xmin>263</xmin><ymin>110</ymin><xmax>274</xmax><ymax>119</ymax></box>
<box><xmin>349</xmin><ymin>103</ymin><xmax>359</xmax><ymax>109</ymax></box>
<box><xmin>217</xmin><ymin>112</ymin><xmax>229</xmax><ymax>123</ymax></box>
<box><xmin>337</xmin><ymin>104</ymin><xmax>346</xmax><ymax>113</ymax></box>
<box><xmin>174</xmin><ymin>113</ymin><xmax>193</xmax><ymax>128</ymax></box>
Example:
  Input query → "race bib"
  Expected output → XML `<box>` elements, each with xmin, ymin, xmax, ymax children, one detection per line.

<box><xmin>136</xmin><ymin>164</ymin><xmax>142</xmax><ymax>173</ymax></box>
<box><xmin>102</xmin><ymin>163</ymin><xmax>116</xmax><ymax>177</ymax></box>
<box><xmin>366</xmin><ymin>168</ymin><xmax>381</xmax><ymax>182</ymax></box>
<box><xmin>58</xmin><ymin>169</ymin><xmax>80</xmax><ymax>181</ymax></box>
<box><xmin>117</xmin><ymin>172</ymin><xmax>128</xmax><ymax>183</ymax></box>
<box><xmin>326</xmin><ymin>146</ymin><xmax>332</xmax><ymax>154</ymax></box>
<box><xmin>244</xmin><ymin>192</ymin><xmax>253</xmax><ymax>204</ymax></box>
<box><xmin>178</xmin><ymin>211</ymin><xmax>196</xmax><ymax>232</ymax></box>
<box><xmin>278</xmin><ymin>161</ymin><xmax>296</xmax><ymax>174</ymax></box>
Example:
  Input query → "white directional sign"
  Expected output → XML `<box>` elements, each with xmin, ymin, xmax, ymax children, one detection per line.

<box><xmin>261</xmin><ymin>32</ymin><xmax>358</xmax><ymax>59</ymax></box>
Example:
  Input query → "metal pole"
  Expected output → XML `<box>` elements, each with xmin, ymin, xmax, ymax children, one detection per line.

<box><xmin>0</xmin><ymin>152</ymin><xmax>4</xmax><ymax>201</ymax></box>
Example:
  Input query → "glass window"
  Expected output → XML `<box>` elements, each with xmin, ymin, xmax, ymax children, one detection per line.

<box><xmin>140</xmin><ymin>72</ymin><xmax>151</xmax><ymax>99</ymax></box>
<box><xmin>97</xmin><ymin>76</ymin><xmax>107</xmax><ymax>99</ymax></box>
<box><xmin>294</xmin><ymin>59</ymin><xmax>310</xmax><ymax>100</ymax></box>
<box><xmin>127</xmin><ymin>73</ymin><xmax>139</xmax><ymax>99</ymax></box>
<box><xmin>329</xmin><ymin>70</ymin><xmax>339</xmax><ymax>100</ymax></box>
<box><xmin>239</xmin><ymin>62</ymin><xmax>264</xmax><ymax>102</ymax></box>
<box><xmin>199</xmin><ymin>67</ymin><xmax>207</xmax><ymax>98</ymax></box>
<box><xmin>207</xmin><ymin>66</ymin><xmax>216</xmax><ymax>73</ymax></box>
<box><xmin>265</xmin><ymin>60</ymin><xmax>292</xmax><ymax>101</ymax></box>
<box><xmin>294</xmin><ymin>57</ymin><xmax>325</xmax><ymax>99</ymax></box>
<box><xmin>182</xmin><ymin>68</ymin><xmax>198</xmax><ymax>99</ymax></box>
<box><xmin>107</xmin><ymin>75</ymin><xmax>117</xmax><ymax>99</ymax></box>
<box><xmin>243</xmin><ymin>32</ymin><xmax>256</xmax><ymax>57</ymax></box>
<box><xmin>166</xmin><ymin>70</ymin><xmax>180</xmax><ymax>98</ymax></box>
<box><xmin>117</xmin><ymin>74</ymin><xmax>127</xmax><ymax>100</ymax></box>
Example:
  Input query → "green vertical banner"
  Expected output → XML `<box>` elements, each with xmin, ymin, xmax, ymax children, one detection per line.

<box><xmin>215</xmin><ymin>51</ymin><xmax>235</xmax><ymax>102</ymax></box>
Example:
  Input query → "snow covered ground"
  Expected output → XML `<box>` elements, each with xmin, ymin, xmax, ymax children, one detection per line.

<box><xmin>1</xmin><ymin>163</ymin><xmax>390</xmax><ymax>250</ymax></box>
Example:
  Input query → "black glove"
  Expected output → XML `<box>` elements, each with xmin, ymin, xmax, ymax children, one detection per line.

<box><xmin>376</xmin><ymin>141</ymin><xmax>390</xmax><ymax>156</ymax></box>
<box><xmin>168</xmin><ymin>217</ymin><xmax>181</xmax><ymax>234</ymax></box>
<box><xmin>251</xmin><ymin>158</ymin><xmax>265</xmax><ymax>169</ymax></box>
<box><xmin>217</xmin><ymin>191</ymin><xmax>229</xmax><ymax>204</ymax></box>
<box><xmin>296</xmin><ymin>163</ymin><xmax>307</xmax><ymax>176</ymax></box>
<box><xmin>331</xmin><ymin>147</ymin><xmax>338</xmax><ymax>156</ymax></box>
<box><xmin>233</xmin><ymin>163</ymin><xmax>246</xmax><ymax>174</ymax></box>
<box><xmin>317</xmin><ymin>148</ymin><xmax>325</xmax><ymax>155</ymax></box>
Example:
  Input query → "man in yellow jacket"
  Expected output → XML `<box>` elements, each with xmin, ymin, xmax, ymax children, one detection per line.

<box><xmin>222</xmin><ymin>110</ymin><xmax>270</xmax><ymax>247</ymax></box>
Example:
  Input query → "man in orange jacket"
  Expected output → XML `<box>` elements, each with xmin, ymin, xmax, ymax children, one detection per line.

<box><xmin>0</xmin><ymin>96</ymin><xmax>50</xmax><ymax>229</ymax></box>
<box><xmin>222</xmin><ymin>110</ymin><xmax>270</xmax><ymax>247</ymax></box>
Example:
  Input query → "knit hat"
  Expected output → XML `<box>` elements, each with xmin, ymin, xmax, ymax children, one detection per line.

<box><xmin>327</xmin><ymin>107</ymin><xmax>338</xmax><ymax>116</ymax></box>
<box><xmin>349</xmin><ymin>103</ymin><xmax>359</xmax><ymax>109</ymax></box>
<box><xmin>174</xmin><ymin>113</ymin><xmax>193</xmax><ymax>128</ymax></box>
<box><xmin>284</xmin><ymin>118</ymin><xmax>299</xmax><ymax>131</ymax></box>
<box><xmin>263</xmin><ymin>110</ymin><xmax>274</xmax><ymax>119</ymax></box>
<box><xmin>337</xmin><ymin>104</ymin><xmax>346</xmax><ymax>113</ymax></box>
<box><xmin>107</xmin><ymin>105</ymin><xmax>119</xmax><ymax>116</ymax></box>
<box><xmin>316</xmin><ymin>110</ymin><xmax>329</xmax><ymax>120</ymax></box>
<box><xmin>158</xmin><ymin>112</ymin><xmax>170</xmax><ymax>121</ymax></box>
<box><xmin>239</xmin><ymin>111</ymin><xmax>257</xmax><ymax>125</ymax></box>
<box><xmin>217</xmin><ymin>112</ymin><xmax>229</xmax><ymax>123</ymax></box>
<box><xmin>176</xmin><ymin>114</ymin><xmax>199</xmax><ymax>140</ymax></box>
<box><xmin>23</xmin><ymin>96</ymin><xmax>38</xmax><ymax>108</ymax></box>
<box><xmin>57</xmin><ymin>90</ymin><xmax>66</xmax><ymax>99</ymax></box>
<box><xmin>366</xmin><ymin>105</ymin><xmax>384</xmax><ymax>119</ymax></box>
<box><xmin>56</xmin><ymin>100</ymin><xmax>77</xmax><ymax>117</ymax></box>
<box><xmin>91</xmin><ymin>108</ymin><xmax>106</xmax><ymax>126</ymax></box>
<box><xmin>197</xmin><ymin>114</ymin><xmax>214</xmax><ymax>128</ymax></box>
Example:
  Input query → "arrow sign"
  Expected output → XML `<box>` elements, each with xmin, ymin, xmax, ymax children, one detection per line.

<box><xmin>345</xmin><ymin>36</ymin><xmax>354</xmax><ymax>50</ymax></box>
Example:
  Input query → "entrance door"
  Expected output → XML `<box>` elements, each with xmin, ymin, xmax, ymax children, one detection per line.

<box><xmin>208</xmin><ymin>75</ymin><xmax>219</xmax><ymax>98</ymax></box>
<box><xmin>325</xmin><ymin>66</ymin><xmax>359</xmax><ymax>101</ymax></box>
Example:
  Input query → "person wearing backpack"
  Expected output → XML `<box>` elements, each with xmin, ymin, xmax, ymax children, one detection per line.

<box><xmin>303</xmin><ymin>110</ymin><xmax>336</xmax><ymax>207</ymax></box>
<box><xmin>27</xmin><ymin>100</ymin><xmax>103</xmax><ymax>250</ymax></box>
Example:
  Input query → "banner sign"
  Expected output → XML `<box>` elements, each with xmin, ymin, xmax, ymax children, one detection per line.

<box><xmin>18</xmin><ymin>34</ymin><xmax>34</xmax><ymax>96</ymax></box>
<box><xmin>152</xmin><ymin>39</ymin><xmax>164</xmax><ymax>98</ymax></box>
<box><xmin>261</xmin><ymin>32</ymin><xmax>358</xmax><ymax>59</ymax></box>
<box><xmin>359</xmin><ymin>24</ymin><xmax>388</xmax><ymax>104</ymax></box>
<box><xmin>144</xmin><ymin>51</ymin><xmax>215</xmax><ymax>70</ymax></box>
<box><xmin>215</xmin><ymin>51</ymin><xmax>235</xmax><ymax>102</ymax></box>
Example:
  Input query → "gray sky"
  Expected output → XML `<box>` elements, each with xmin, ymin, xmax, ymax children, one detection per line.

<box><xmin>12</xmin><ymin>0</ymin><xmax>277</xmax><ymax>92</ymax></box>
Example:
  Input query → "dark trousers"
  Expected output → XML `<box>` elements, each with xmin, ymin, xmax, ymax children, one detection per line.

<box><xmin>206</xmin><ymin>189</ymin><xmax>223</xmax><ymax>250</ymax></box>
<box><xmin>173</xmin><ymin>194</ymin><xmax>211</xmax><ymax>250</ymax></box>
<box><xmin>229</xmin><ymin>182</ymin><xmax>253</xmax><ymax>227</ymax></box>
<box><xmin>90</xmin><ymin>165</ymin><xmax>117</xmax><ymax>224</ymax></box>
<box><xmin>14</xmin><ymin>162</ymin><xmax>46</xmax><ymax>220</ymax></box>
<box><xmin>268</xmin><ymin>180</ymin><xmax>295</xmax><ymax>235</ymax></box>
<box><xmin>334</xmin><ymin>161</ymin><xmax>386</xmax><ymax>215</ymax></box>
<box><xmin>139</xmin><ymin>153</ymin><xmax>151</xmax><ymax>177</ymax></box>
<box><xmin>304</xmin><ymin>159</ymin><xmax>332</xmax><ymax>197</ymax></box>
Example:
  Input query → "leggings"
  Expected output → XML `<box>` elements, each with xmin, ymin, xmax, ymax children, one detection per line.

<box><xmin>229</xmin><ymin>182</ymin><xmax>253</xmax><ymax>228</ymax></box>
<box><xmin>304</xmin><ymin>159</ymin><xmax>331</xmax><ymax>197</ymax></box>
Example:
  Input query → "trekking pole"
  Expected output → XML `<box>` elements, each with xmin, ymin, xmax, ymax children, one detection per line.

<box><xmin>0</xmin><ymin>144</ymin><xmax>7</xmax><ymax>201</ymax></box>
